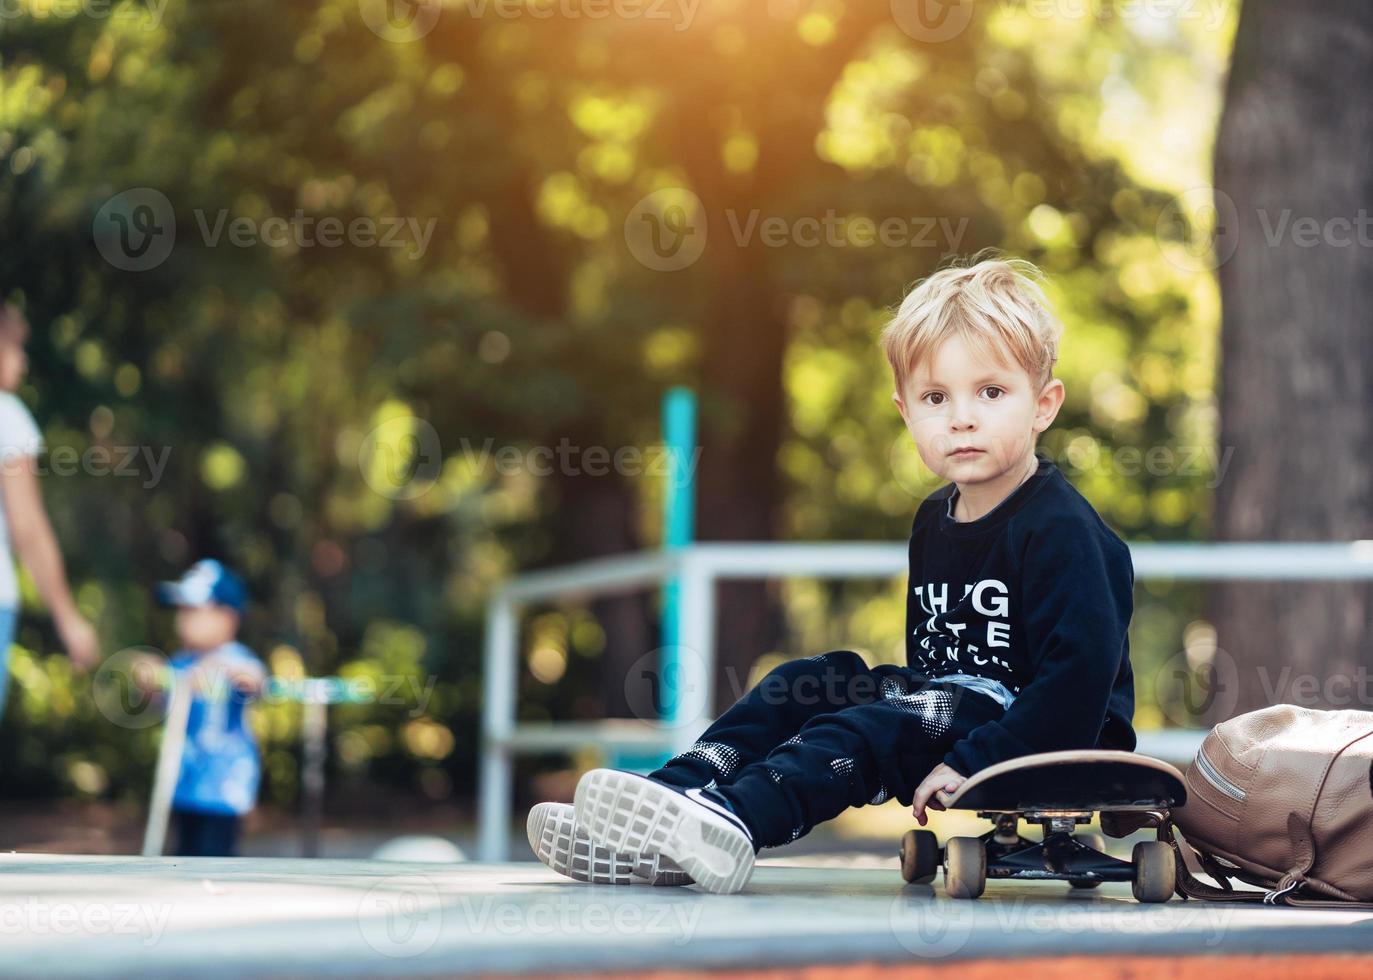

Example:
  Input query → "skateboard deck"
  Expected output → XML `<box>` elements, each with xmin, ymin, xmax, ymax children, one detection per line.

<box><xmin>943</xmin><ymin>749</ymin><xmax>1187</xmax><ymax>814</ymax></box>
<box><xmin>900</xmin><ymin>750</ymin><xmax>1188</xmax><ymax>902</ymax></box>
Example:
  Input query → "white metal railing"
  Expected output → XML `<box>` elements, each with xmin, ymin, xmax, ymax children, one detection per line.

<box><xmin>477</xmin><ymin>540</ymin><xmax>1373</xmax><ymax>860</ymax></box>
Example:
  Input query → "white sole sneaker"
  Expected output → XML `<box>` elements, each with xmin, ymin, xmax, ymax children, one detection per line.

<box><xmin>574</xmin><ymin>769</ymin><xmax>756</xmax><ymax>895</ymax></box>
<box><xmin>526</xmin><ymin>802</ymin><xmax>693</xmax><ymax>886</ymax></box>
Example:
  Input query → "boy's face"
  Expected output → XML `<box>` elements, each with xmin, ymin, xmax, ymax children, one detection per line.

<box><xmin>892</xmin><ymin>332</ymin><xmax>1064</xmax><ymax>487</ymax></box>
<box><xmin>174</xmin><ymin>604</ymin><xmax>240</xmax><ymax>651</ymax></box>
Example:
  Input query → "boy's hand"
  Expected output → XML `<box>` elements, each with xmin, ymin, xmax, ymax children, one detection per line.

<box><xmin>188</xmin><ymin>661</ymin><xmax>263</xmax><ymax>698</ymax></box>
<box><xmin>225</xmin><ymin>667</ymin><xmax>264</xmax><ymax>696</ymax></box>
<box><xmin>911</xmin><ymin>762</ymin><xmax>966</xmax><ymax>826</ymax></box>
<box><xmin>127</xmin><ymin>651</ymin><xmax>168</xmax><ymax>694</ymax></box>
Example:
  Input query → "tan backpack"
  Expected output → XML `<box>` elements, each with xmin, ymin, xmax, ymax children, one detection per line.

<box><xmin>1163</xmin><ymin>704</ymin><xmax>1373</xmax><ymax>907</ymax></box>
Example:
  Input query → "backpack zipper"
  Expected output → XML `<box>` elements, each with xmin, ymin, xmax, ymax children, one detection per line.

<box><xmin>1195</xmin><ymin>745</ymin><xmax>1247</xmax><ymax>801</ymax></box>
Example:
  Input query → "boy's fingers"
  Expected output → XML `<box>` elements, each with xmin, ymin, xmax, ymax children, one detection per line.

<box><xmin>911</xmin><ymin>788</ymin><xmax>927</xmax><ymax>821</ymax></box>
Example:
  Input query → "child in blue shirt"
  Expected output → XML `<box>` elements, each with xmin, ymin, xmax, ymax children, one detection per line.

<box><xmin>156</xmin><ymin>559</ymin><xmax>266</xmax><ymax>857</ymax></box>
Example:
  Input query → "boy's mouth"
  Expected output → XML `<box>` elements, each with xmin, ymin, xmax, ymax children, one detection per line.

<box><xmin>949</xmin><ymin>447</ymin><xmax>983</xmax><ymax>458</ymax></box>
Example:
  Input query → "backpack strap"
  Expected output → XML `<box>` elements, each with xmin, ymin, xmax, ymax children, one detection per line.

<box><xmin>1159</xmin><ymin>820</ymin><xmax>1268</xmax><ymax>903</ymax></box>
<box><xmin>1161</xmin><ymin>818</ymin><xmax>1373</xmax><ymax>908</ymax></box>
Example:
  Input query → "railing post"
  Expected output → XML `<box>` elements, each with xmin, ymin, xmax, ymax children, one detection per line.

<box><xmin>478</xmin><ymin>592</ymin><xmax>518</xmax><ymax>861</ymax></box>
<box><xmin>671</xmin><ymin>548</ymin><xmax>716</xmax><ymax>756</ymax></box>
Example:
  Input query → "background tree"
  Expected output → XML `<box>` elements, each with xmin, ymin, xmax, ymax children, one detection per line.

<box><xmin>1208</xmin><ymin>0</ymin><xmax>1373</xmax><ymax>719</ymax></box>
<box><xmin>1</xmin><ymin>1</ymin><xmax>1241</xmax><ymax>821</ymax></box>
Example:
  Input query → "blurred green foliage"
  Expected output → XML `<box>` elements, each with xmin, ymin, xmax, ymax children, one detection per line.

<box><xmin>1</xmin><ymin>1</ymin><xmax>1236</xmax><ymax>812</ymax></box>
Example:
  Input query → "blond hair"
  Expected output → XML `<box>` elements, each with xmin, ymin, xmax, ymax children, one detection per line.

<box><xmin>880</xmin><ymin>253</ymin><xmax>1062</xmax><ymax>393</ymax></box>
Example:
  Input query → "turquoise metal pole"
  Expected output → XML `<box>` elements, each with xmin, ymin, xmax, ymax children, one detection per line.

<box><xmin>611</xmin><ymin>387</ymin><xmax>696</xmax><ymax>772</ymax></box>
<box><xmin>659</xmin><ymin>386</ymin><xmax>697</xmax><ymax>727</ymax></box>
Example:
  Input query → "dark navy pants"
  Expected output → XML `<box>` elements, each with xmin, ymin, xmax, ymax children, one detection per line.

<box><xmin>173</xmin><ymin>808</ymin><xmax>241</xmax><ymax>857</ymax></box>
<box><xmin>648</xmin><ymin>650</ymin><xmax>1005</xmax><ymax>849</ymax></box>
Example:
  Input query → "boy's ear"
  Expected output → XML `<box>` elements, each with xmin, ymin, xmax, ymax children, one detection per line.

<box><xmin>1032</xmin><ymin>378</ymin><xmax>1066</xmax><ymax>434</ymax></box>
<box><xmin>891</xmin><ymin>389</ymin><xmax>910</xmax><ymax>426</ymax></box>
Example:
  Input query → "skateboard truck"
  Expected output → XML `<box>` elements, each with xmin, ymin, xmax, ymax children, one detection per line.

<box><xmin>977</xmin><ymin>810</ymin><xmax>1132</xmax><ymax>885</ymax></box>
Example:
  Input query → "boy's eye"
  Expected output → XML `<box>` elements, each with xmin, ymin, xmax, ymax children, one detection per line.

<box><xmin>921</xmin><ymin>388</ymin><xmax>1002</xmax><ymax>405</ymax></box>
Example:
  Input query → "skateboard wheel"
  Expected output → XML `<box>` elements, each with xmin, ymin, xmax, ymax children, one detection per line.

<box><xmin>943</xmin><ymin>836</ymin><xmax>985</xmax><ymax>899</ymax></box>
<box><xmin>1130</xmin><ymin>840</ymin><xmax>1175</xmax><ymax>903</ymax></box>
<box><xmin>899</xmin><ymin>829</ymin><xmax>940</xmax><ymax>884</ymax></box>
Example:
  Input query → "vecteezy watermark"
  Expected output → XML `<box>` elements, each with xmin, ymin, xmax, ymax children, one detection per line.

<box><xmin>624</xmin><ymin>647</ymin><xmax>980</xmax><ymax>730</ymax></box>
<box><xmin>624</xmin><ymin>645</ymin><xmax>711</xmax><ymax>729</ymax></box>
<box><xmin>358</xmin><ymin>414</ymin><xmax>705</xmax><ymax>500</ymax></box>
<box><xmin>92</xmin><ymin>189</ymin><xmax>177</xmax><ymax>272</ymax></box>
<box><xmin>92</xmin><ymin>188</ymin><xmax>437</xmax><ymax>272</ymax></box>
<box><xmin>0</xmin><ymin>897</ymin><xmax>174</xmax><ymax>947</ymax></box>
<box><xmin>193</xmin><ymin>210</ymin><xmax>436</xmax><ymax>260</ymax></box>
<box><xmin>357</xmin><ymin>876</ymin><xmax>703</xmax><ymax>958</ymax></box>
<box><xmin>624</xmin><ymin>189</ymin><xmax>708</xmax><ymax>272</ymax></box>
<box><xmin>887</xmin><ymin>891</ymin><xmax>1233</xmax><ymax>958</ymax></box>
<box><xmin>93</xmin><ymin>647</ymin><xmax>171</xmax><ymax>730</ymax></box>
<box><xmin>0</xmin><ymin>0</ymin><xmax>171</xmax><ymax>29</ymax></box>
<box><xmin>358</xmin><ymin>0</ymin><xmax>444</xmax><ymax>41</ymax></box>
<box><xmin>889</xmin><ymin>436</ymin><xmax>1235</xmax><ymax>500</ymax></box>
<box><xmin>1153</xmin><ymin>645</ymin><xmax>1239</xmax><ymax>728</ymax></box>
<box><xmin>449</xmin><ymin>894</ymin><xmax>703</xmax><ymax>944</ymax></box>
<box><xmin>264</xmin><ymin>674</ymin><xmax>438</xmax><ymax>718</ymax></box>
<box><xmin>459</xmin><ymin>437</ymin><xmax>701</xmax><ymax>481</ymax></box>
<box><xmin>0</xmin><ymin>445</ymin><xmax>171</xmax><ymax>489</ymax></box>
<box><xmin>1057</xmin><ymin>442</ymin><xmax>1233</xmax><ymax>488</ymax></box>
<box><xmin>1155</xmin><ymin>186</ymin><xmax>1240</xmax><ymax>273</ymax></box>
<box><xmin>890</xmin><ymin>0</ymin><xmax>1229</xmax><ymax>44</ymax></box>
<box><xmin>623</xmin><ymin>188</ymin><xmax>970</xmax><ymax>272</ymax></box>
<box><xmin>358</xmin><ymin>874</ymin><xmax>444</xmax><ymax>958</ymax></box>
<box><xmin>93</xmin><ymin>647</ymin><xmax>439</xmax><ymax>729</ymax></box>
<box><xmin>1157</xmin><ymin>185</ymin><xmax>1373</xmax><ymax>273</ymax></box>
<box><xmin>1154</xmin><ymin>642</ymin><xmax>1373</xmax><ymax>727</ymax></box>
<box><xmin>359</xmin><ymin>416</ymin><xmax>444</xmax><ymax>501</ymax></box>
<box><xmin>358</xmin><ymin>0</ymin><xmax>700</xmax><ymax>42</ymax></box>
<box><xmin>889</xmin><ymin>0</ymin><xmax>976</xmax><ymax>44</ymax></box>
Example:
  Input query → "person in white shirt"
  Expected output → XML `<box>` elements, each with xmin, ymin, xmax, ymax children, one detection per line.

<box><xmin>0</xmin><ymin>303</ymin><xmax>98</xmax><ymax>722</ymax></box>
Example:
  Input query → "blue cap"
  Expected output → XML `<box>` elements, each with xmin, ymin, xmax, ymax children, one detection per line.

<box><xmin>156</xmin><ymin>559</ymin><xmax>247</xmax><ymax>611</ymax></box>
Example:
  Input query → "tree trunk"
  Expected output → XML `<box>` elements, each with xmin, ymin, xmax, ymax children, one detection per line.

<box><xmin>1207</xmin><ymin>0</ymin><xmax>1373</xmax><ymax>722</ymax></box>
<box><xmin>679</xmin><ymin>114</ymin><xmax>802</xmax><ymax>715</ymax></box>
<box><xmin>487</xmin><ymin>168</ymin><xmax>655</xmax><ymax>719</ymax></box>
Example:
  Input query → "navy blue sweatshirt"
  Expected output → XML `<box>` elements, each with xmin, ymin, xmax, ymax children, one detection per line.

<box><xmin>905</xmin><ymin>451</ymin><xmax>1137</xmax><ymax>775</ymax></box>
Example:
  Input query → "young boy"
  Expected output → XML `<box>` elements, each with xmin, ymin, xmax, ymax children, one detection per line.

<box><xmin>530</xmin><ymin>256</ymin><xmax>1136</xmax><ymax>894</ymax></box>
<box><xmin>156</xmin><ymin>559</ymin><xmax>266</xmax><ymax>857</ymax></box>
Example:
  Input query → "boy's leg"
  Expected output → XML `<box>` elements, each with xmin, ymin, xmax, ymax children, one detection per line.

<box><xmin>711</xmin><ymin>675</ymin><xmax>1006</xmax><ymax>849</ymax></box>
<box><xmin>172</xmin><ymin>809</ymin><xmax>202</xmax><ymax>856</ymax></box>
<box><xmin>649</xmin><ymin>650</ymin><xmax>881</xmax><ymax>790</ymax></box>
<box><xmin>206</xmin><ymin>813</ymin><xmax>240</xmax><ymax>857</ymax></box>
<box><xmin>173</xmin><ymin>809</ymin><xmax>239</xmax><ymax>856</ymax></box>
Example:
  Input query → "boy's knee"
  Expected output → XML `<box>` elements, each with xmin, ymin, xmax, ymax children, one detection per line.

<box><xmin>820</xmin><ymin>648</ymin><xmax>866</xmax><ymax>669</ymax></box>
<box><xmin>748</xmin><ymin>650</ymin><xmax>874</xmax><ymax>712</ymax></box>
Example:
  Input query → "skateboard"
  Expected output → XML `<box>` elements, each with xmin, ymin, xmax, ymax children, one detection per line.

<box><xmin>898</xmin><ymin>750</ymin><xmax>1187</xmax><ymax>903</ymax></box>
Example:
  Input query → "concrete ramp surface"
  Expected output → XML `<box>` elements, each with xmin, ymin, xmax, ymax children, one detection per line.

<box><xmin>2</xmin><ymin>854</ymin><xmax>1371</xmax><ymax>978</ymax></box>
